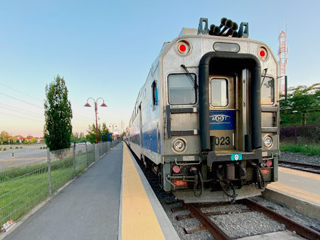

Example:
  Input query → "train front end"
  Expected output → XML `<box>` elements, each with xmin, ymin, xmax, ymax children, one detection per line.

<box><xmin>162</xmin><ymin>18</ymin><xmax>279</xmax><ymax>202</ymax></box>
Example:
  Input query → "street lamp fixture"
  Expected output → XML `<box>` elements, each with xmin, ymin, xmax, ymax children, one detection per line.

<box><xmin>108</xmin><ymin>123</ymin><xmax>117</xmax><ymax>132</ymax></box>
<box><xmin>84</xmin><ymin>97</ymin><xmax>107</xmax><ymax>143</ymax></box>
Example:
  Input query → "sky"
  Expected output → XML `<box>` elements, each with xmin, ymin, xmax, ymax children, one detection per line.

<box><xmin>0</xmin><ymin>0</ymin><xmax>319</xmax><ymax>137</ymax></box>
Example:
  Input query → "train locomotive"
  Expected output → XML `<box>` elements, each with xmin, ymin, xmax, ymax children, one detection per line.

<box><xmin>126</xmin><ymin>18</ymin><xmax>279</xmax><ymax>202</ymax></box>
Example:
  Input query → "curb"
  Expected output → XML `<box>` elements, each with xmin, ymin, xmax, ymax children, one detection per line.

<box><xmin>262</xmin><ymin>188</ymin><xmax>320</xmax><ymax>222</ymax></box>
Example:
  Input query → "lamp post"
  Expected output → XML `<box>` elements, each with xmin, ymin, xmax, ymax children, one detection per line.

<box><xmin>84</xmin><ymin>97</ymin><xmax>107</xmax><ymax>143</ymax></box>
<box><xmin>108</xmin><ymin>123</ymin><xmax>117</xmax><ymax>132</ymax></box>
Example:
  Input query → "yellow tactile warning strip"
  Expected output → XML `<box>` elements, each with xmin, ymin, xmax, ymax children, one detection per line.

<box><xmin>267</xmin><ymin>167</ymin><xmax>320</xmax><ymax>205</ymax></box>
<box><xmin>121</xmin><ymin>144</ymin><xmax>165</xmax><ymax>240</ymax></box>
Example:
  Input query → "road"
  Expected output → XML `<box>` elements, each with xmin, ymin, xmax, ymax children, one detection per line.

<box><xmin>0</xmin><ymin>144</ymin><xmax>91</xmax><ymax>172</ymax></box>
<box><xmin>0</xmin><ymin>145</ymin><xmax>48</xmax><ymax>172</ymax></box>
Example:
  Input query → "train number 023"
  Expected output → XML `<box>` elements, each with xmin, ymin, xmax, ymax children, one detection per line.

<box><xmin>215</xmin><ymin>136</ymin><xmax>231</xmax><ymax>145</ymax></box>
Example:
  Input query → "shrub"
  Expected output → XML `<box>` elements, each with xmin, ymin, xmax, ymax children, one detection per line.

<box><xmin>280</xmin><ymin>143</ymin><xmax>320</xmax><ymax>156</ymax></box>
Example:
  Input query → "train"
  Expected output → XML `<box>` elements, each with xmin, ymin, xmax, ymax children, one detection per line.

<box><xmin>126</xmin><ymin>17</ymin><xmax>279</xmax><ymax>202</ymax></box>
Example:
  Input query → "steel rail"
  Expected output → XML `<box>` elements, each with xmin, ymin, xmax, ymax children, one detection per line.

<box><xmin>240</xmin><ymin>199</ymin><xmax>320</xmax><ymax>240</ymax></box>
<box><xmin>279</xmin><ymin>160</ymin><xmax>320</xmax><ymax>174</ymax></box>
<box><xmin>185</xmin><ymin>203</ymin><xmax>232</xmax><ymax>240</ymax></box>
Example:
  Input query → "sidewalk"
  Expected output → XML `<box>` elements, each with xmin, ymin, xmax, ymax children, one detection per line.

<box><xmin>3</xmin><ymin>143</ymin><xmax>123</xmax><ymax>240</ymax></box>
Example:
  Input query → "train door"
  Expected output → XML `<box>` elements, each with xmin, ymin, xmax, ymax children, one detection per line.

<box><xmin>209</xmin><ymin>75</ymin><xmax>236</xmax><ymax>151</ymax></box>
<box><xmin>199</xmin><ymin>52</ymin><xmax>261</xmax><ymax>153</ymax></box>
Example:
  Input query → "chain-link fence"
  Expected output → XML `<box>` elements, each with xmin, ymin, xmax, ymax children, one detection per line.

<box><xmin>280</xmin><ymin>125</ymin><xmax>320</xmax><ymax>144</ymax></box>
<box><xmin>0</xmin><ymin>141</ymin><xmax>119</xmax><ymax>226</ymax></box>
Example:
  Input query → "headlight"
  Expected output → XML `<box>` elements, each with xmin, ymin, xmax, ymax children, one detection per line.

<box><xmin>172</xmin><ymin>138</ymin><xmax>187</xmax><ymax>153</ymax></box>
<box><xmin>263</xmin><ymin>135</ymin><xmax>273</xmax><ymax>148</ymax></box>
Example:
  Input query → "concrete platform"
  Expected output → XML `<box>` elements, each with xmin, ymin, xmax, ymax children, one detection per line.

<box><xmin>263</xmin><ymin>167</ymin><xmax>320</xmax><ymax>221</ymax></box>
<box><xmin>237</xmin><ymin>230</ymin><xmax>305</xmax><ymax>240</ymax></box>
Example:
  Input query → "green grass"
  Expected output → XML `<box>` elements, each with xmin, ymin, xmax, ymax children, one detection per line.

<box><xmin>0</xmin><ymin>153</ymin><xmax>92</xmax><ymax>225</ymax></box>
<box><xmin>0</xmin><ymin>167</ymin><xmax>74</xmax><ymax>225</ymax></box>
<box><xmin>280</xmin><ymin>143</ymin><xmax>320</xmax><ymax>156</ymax></box>
<box><xmin>0</xmin><ymin>157</ymin><xmax>74</xmax><ymax>183</ymax></box>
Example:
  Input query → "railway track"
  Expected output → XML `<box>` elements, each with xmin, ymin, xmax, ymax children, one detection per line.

<box><xmin>279</xmin><ymin>160</ymin><xmax>320</xmax><ymax>174</ymax></box>
<box><xmin>172</xmin><ymin>198</ymin><xmax>320</xmax><ymax>240</ymax></box>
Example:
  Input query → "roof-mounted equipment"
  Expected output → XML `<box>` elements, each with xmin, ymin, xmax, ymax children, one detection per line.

<box><xmin>198</xmin><ymin>17</ymin><xmax>249</xmax><ymax>38</ymax></box>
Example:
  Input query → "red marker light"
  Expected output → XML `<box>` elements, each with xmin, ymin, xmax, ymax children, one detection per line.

<box><xmin>261</xmin><ymin>169</ymin><xmax>270</xmax><ymax>175</ymax></box>
<box><xmin>177</xmin><ymin>40</ymin><xmax>191</xmax><ymax>55</ymax></box>
<box><xmin>258</xmin><ymin>46</ymin><xmax>268</xmax><ymax>60</ymax></box>
<box><xmin>179</xmin><ymin>44</ymin><xmax>186</xmax><ymax>52</ymax></box>
<box><xmin>174</xmin><ymin>180</ymin><xmax>187</xmax><ymax>186</ymax></box>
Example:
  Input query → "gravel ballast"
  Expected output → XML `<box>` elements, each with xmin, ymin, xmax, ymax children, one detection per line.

<box><xmin>280</xmin><ymin>151</ymin><xmax>320</xmax><ymax>166</ymax></box>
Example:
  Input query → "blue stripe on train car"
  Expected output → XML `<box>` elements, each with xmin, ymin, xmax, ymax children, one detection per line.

<box><xmin>142</xmin><ymin>128</ymin><xmax>160</xmax><ymax>153</ymax></box>
<box><xmin>209</xmin><ymin>110</ymin><xmax>235</xmax><ymax>130</ymax></box>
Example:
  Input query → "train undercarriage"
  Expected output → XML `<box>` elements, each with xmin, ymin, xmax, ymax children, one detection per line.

<box><xmin>139</xmin><ymin>151</ymin><xmax>277</xmax><ymax>203</ymax></box>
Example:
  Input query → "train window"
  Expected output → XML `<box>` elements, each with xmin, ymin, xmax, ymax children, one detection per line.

<box><xmin>152</xmin><ymin>81</ymin><xmax>158</xmax><ymax>106</ymax></box>
<box><xmin>168</xmin><ymin>73</ymin><xmax>196</xmax><ymax>105</ymax></box>
<box><xmin>261</xmin><ymin>77</ymin><xmax>274</xmax><ymax>104</ymax></box>
<box><xmin>211</xmin><ymin>78</ymin><xmax>228</xmax><ymax>106</ymax></box>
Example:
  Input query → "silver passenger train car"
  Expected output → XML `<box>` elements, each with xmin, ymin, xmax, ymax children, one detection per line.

<box><xmin>126</xmin><ymin>18</ymin><xmax>279</xmax><ymax>202</ymax></box>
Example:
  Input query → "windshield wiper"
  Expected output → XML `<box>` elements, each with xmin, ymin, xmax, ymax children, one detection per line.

<box><xmin>260</xmin><ymin>68</ymin><xmax>268</xmax><ymax>88</ymax></box>
<box><xmin>181</xmin><ymin>64</ymin><xmax>197</xmax><ymax>90</ymax></box>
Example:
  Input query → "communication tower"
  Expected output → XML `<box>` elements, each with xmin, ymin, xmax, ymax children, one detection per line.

<box><xmin>121</xmin><ymin>120</ymin><xmax>124</xmax><ymax>133</ymax></box>
<box><xmin>278</xmin><ymin>30</ymin><xmax>288</xmax><ymax>95</ymax></box>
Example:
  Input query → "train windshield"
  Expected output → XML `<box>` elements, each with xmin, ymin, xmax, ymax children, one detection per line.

<box><xmin>168</xmin><ymin>73</ymin><xmax>196</xmax><ymax>105</ymax></box>
<box><xmin>261</xmin><ymin>77</ymin><xmax>274</xmax><ymax>104</ymax></box>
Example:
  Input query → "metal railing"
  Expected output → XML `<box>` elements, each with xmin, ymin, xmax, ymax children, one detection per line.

<box><xmin>280</xmin><ymin>125</ymin><xmax>320</xmax><ymax>144</ymax></box>
<box><xmin>0</xmin><ymin>141</ymin><xmax>119</xmax><ymax>226</ymax></box>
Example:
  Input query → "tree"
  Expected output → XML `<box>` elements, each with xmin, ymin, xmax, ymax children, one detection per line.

<box><xmin>79</xmin><ymin>132</ymin><xmax>86</xmax><ymax>142</ymax></box>
<box><xmin>44</xmin><ymin>75</ymin><xmax>73</xmax><ymax>150</ymax></box>
<box><xmin>70</xmin><ymin>132</ymin><xmax>87</xmax><ymax>143</ymax></box>
<box><xmin>86</xmin><ymin>123</ymin><xmax>109</xmax><ymax>143</ymax></box>
<box><xmin>71</xmin><ymin>132</ymin><xmax>79</xmax><ymax>143</ymax></box>
<box><xmin>280</xmin><ymin>83</ymin><xmax>320</xmax><ymax>126</ymax></box>
<box><xmin>30</xmin><ymin>138</ymin><xmax>38</xmax><ymax>144</ymax></box>
<box><xmin>0</xmin><ymin>131</ymin><xmax>9</xmax><ymax>144</ymax></box>
<box><xmin>101</xmin><ymin>123</ymin><xmax>109</xmax><ymax>141</ymax></box>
